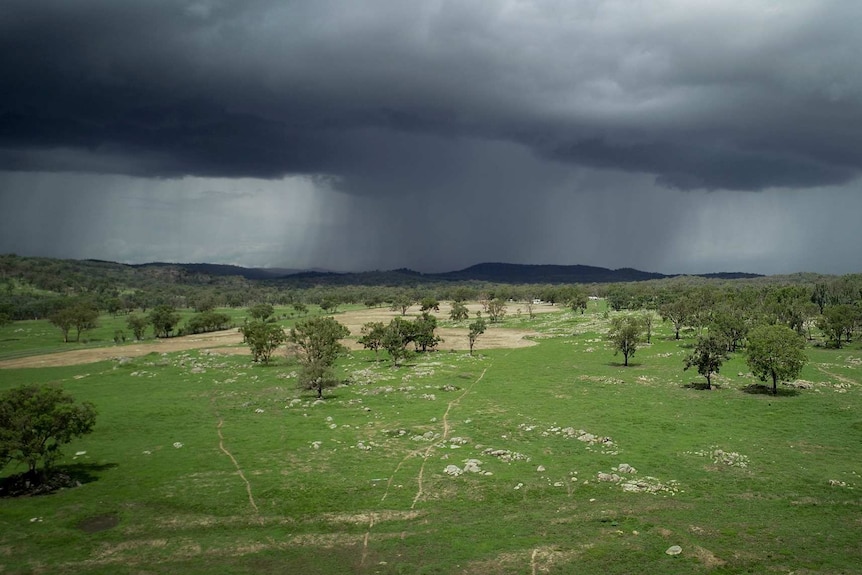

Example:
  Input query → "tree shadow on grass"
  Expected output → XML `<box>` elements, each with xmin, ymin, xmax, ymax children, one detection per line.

<box><xmin>682</xmin><ymin>382</ymin><xmax>721</xmax><ymax>390</ymax></box>
<box><xmin>741</xmin><ymin>384</ymin><xmax>801</xmax><ymax>397</ymax></box>
<box><xmin>0</xmin><ymin>462</ymin><xmax>118</xmax><ymax>498</ymax></box>
<box><xmin>606</xmin><ymin>361</ymin><xmax>642</xmax><ymax>368</ymax></box>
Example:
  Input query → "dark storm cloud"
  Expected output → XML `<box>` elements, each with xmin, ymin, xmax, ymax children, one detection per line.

<box><xmin>1</xmin><ymin>0</ymin><xmax>861</xmax><ymax>191</ymax></box>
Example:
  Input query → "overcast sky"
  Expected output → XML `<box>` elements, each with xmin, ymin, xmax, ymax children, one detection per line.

<box><xmin>1</xmin><ymin>1</ymin><xmax>861</xmax><ymax>275</ymax></box>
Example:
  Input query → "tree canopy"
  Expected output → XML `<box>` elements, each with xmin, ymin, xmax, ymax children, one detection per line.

<box><xmin>289</xmin><ymin>316</ymin><xmax>350</xmax><ymax>397</ymax></box>
<box><xmin>607</xmin><ymin>316</ymin><xmax>643</xmax><ymax>366</ymax></box>
<box><xmin>746</xmin><ymin>324</ymin><xmax>808</xmax><ymax>395</ymax></box>
<box><xmin>684</xmin><ymin>333</ymin><xmax>730</xmax><ymax>389</ymax></box>
<box><xmin>0</xmin><ymin>384</ymin><xmax>97</xmax><ymax>483</ymax></box>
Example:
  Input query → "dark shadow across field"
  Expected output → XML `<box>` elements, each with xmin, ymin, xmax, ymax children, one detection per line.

<box><xmin>741</xmin><ymin>384</ymin><xmax>801</xmax><ymax>397</ymax></box>
<box><xmin>0</xmin><ymin>462</ymin><xmax>118</xmax><ymax>498</ymax></box>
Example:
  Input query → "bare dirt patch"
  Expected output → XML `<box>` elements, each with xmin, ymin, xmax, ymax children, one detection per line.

<box><xmin>0</xmin><ymin>329</ymin><xmax>246</xmax><ymax>369</ymax></box>
<box><xmin>340</xmin><ymin>302</ymin><xmax>548</xmax><ymax>352</ymax></box>
<box><xmin>1</xmin><ymin>302</ymin><xmax>553</xmax><ymax>368</ymax></box>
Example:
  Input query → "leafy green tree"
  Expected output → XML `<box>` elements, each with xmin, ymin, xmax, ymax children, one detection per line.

<box><xmin>746</xmin><ymin>324</ymin><xmax>808</xmax><ymax>395</ymax></box>
<box><xmin>710</xmin><ymin>305</ymin><xmax>749</xmax><ymax>352</ymax></box>
<box><xmin>390</xmin><ymin>295</ymin><xmax>414</xmax><ymax>316</ymax></box>
<box><xmin>126</xmin><ymin>314</ymin><xmax>149</xmax><ymax>340</ymax></box>
<box><xmin>764</xmin><ymin>286</ymin><xmax>809</xmax><ymax>335</ymax></box>
<box><xmin>419</xmin><ymin>297</ymin><xmax>440</xmax><ymax>312</ymax></box>
<box><xmin>607</xmin><ymin>316</ymin><xmax>643</xmax><ymax>366</ymax></box>
<box><xmin>659</xmin><ymin>298</ymin><xmax>692</xmax><ymax>340</ymax></box>
<box><xmin>319</xmin><ymin>297</ymin><xmax>339</xmax><ymax>313</ymax></box>
<box><xmin>192</xmin><ymin>294</ymin><xmax>218</xmax><ymax>313</ymax></box>
<box><xmin>817</xmin><ymin>304</ymin><xmax>857</xmax><ymax>348</ymax></box>
<box><xmin>72</xmin><ymin>304</ymin><xmax>99</xmax><ymax>342</ymax></box>
<box><xmin>0</xmin><ymin>312</ymin><xmax>11</xmax><ymax>327</ymax></box>
<box><xmin>358</xmin><ymin>321</ymin><xmax>386</xmax><ymax>361</ymax></box>
<box><xmin>292</xmin><ymin>302</ymin><xmax>308</xmax><ymax>316</ymax></box>
<box><xmin>48</xmin><ymin>307</ymin><xmax>75</xmax><ymax>343</ymax></box>
<box><xmin>289</xmin><ymin>317</ymin><xmax>350</xmax><ymax>397</ymax></box>
<box><xmin>364</xmin><ymin>295</ymin><xmax>384</xmax><ymax>308</ymax></box>
<box><xmin>382</xmin><ymin>317</ymin><xmax>415</xmax><ymax>366</ymax></box>
<box><xmin>413</xmin><ymin>312</ymin><xmax>442</xmax><ymax>352</ymax></box>
<box><xmin>468</xmin><ymin>314</ymin><xmax>487</xmax><ymax>356</ymax></box>
<box><xmin>0</xmin><ymin>384</ymin><xmax>97</xmax><ymax>483</ymax></box>
<box><xmin>105</xmin><ymin>297</ymin><xmax>123</xmax><ymax>316</ymax></box>
<box><xmin>449</xmin><ymin>301</ymin><xmax>469</xmax><ymax>322</ymax></box>
<box><xmin>248</xmin><ymin>303</ymin><xmax>275</xmax><ymax>322</ymax></box>
<box><xmin>566</xmin><ymin>287</ymin><xmax>588</xmax><ymax>314</ymax></box>
<box><xmin>241</xmin><ymin>320</ymin><xmax>287</xmax><ymax>364</ymax></box>
<box><xmin>811</xmin><ymin>282</ymin><xmax>829</xmax><ymax>315</ymax></box>
<box><xmin>185</xmin><ymin>311</ymin><xmax>231</xmax><ymax>334</ymax></box>
<box><xmin>149</xmin><ymin>305</ymin><xmax>181</xmax><ymax>338</ymax></box>
<box><xmin>684</xmin><ymin>333</ymin><xmax>730</xmax><ymax>389</ymax></box>
<box><xmin>48</xmin><ymin>303</ymin><xmax>99</xmax><ymax>343</ymax></box>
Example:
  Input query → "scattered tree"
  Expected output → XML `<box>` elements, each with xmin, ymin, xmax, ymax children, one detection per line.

<box><xmin>487</xmin><ymin>298</ymin><xmax>507</xmax><ymax>323</ymax></box>
<box><xmin>185</xmin><ymin>311</ymin><xmax>231</xmax><ymax>334</ymax></box>
<box><xmin>390</xmin><ymin>295</ymin><xmax>414</xmax><ymax>316</ymax></box>
<box><xmin>48</xmin><ymin>307</ymin><xmax>75</xmax><ymax>343</ymax></box>
<box><xmin>248</xmin><ymin>303</ymin><xmax>275</xmax><ymax>322</ymax></box>
<box><xmin>413</xmin><ymin>312</ymin><xmax>442</xmax><ymax>352</ymax></box>
<box><xmin>684</xmin><ymin>333</ymin><xmax>730</xmax><ymax>389</ymax></box>
<box><xmin>382</xmin><ymin>317</ymin><xmax>415</xmax><ymax>366</ymax></box>
<box><xmin>292</xmin><ymin>302</ymin><xmax>308</xmax><ymax>316</ymax></box>
<box><xmin>607</xmin><ymin>316</ymin><xmax>643</xmax><ymax>366</ymax></box>
<box><xmin>240</xmin><ymin>320</ymin><xmax>287</xmax><ymax>364</ymax></box>
<box><xmin>817</xmin><ymin>304</ymin><xmax>857</xmax><ymax>348</ymax></box>
<box><xmin>659</xmin><ymin>299</ymin><xmax>691</xmax><ymax>340</ymax></box>
<box><xmin>468</xmin><ymin>314</ymin><xmax>487</xmax><ymax>356</ymax></box>
<box><xmin>419</xmin><ymin>297</ymin><xmax>440</xmax><ymax>312</ymax></box>
<box><xmin>449</xmin><ymin>301</ymin><xmax>469</xmax><ymax>322</ymax></box>
<box><xmin>289</xmin><ymin>317</ymin><xmax>350</xmax><ymax>398</ymax></box>
<box><xmin>48</xmin><ymin>303</ymin><xmax>99</xmax><ymax>343</ymax></box>
<box><xmin>358</xmin><ymin>321</ymin><xmax>386</xmax><ymax>361</ymax></box>
<box><xmin>642</xmin><ymin>312</ymin><xmax>655</xmax><ymax>344</ymax></box>
<box><xmin>126</xmin><ymin>314</ymin><xmax>149</xmax><ymax>341</ymax></box>
<box><xmin>746</xmin><ymin>324</ymin><xmax>808</xmax><ymax>395</ymax></box>
<box><xmin>149</xmin><ymin>305</ymin><xmax>181</xmax><ymax>338</ymax></box>
<box><xmin>192</xmin><ymin>294</ymin><xmax>218</xmax><ymax>313</ymax></box>
<box><xmin>710</xmin><ymin>305</ymin><xmax>749</xmax><ymax>352</ymax></box>
<box><xmin>0</xmin><ymin>384</ymin><xmax>97</xmax><ymax>483</ymax></box>
<box><xmin>567</xmin><ymin>288</ymin><xmax>589</xmax><ymax>315</ymax></box>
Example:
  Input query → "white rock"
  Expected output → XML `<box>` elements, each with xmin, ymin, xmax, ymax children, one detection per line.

<box><xmin>666</xmin><ymin>545</ymin><xmax>683</xmax><ymax>556</ymax></box>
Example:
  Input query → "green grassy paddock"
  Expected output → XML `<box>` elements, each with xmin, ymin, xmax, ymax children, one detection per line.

<box><xmin>1</xmin><ymin>307</ymin><xmax>860</xmax><ymax>574</ymax></box>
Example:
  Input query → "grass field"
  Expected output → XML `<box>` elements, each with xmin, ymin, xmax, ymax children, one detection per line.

<box><xmin>1</xmin><ymin>305</ymin><xmax>860</xmax><ymax>574</ymax></box>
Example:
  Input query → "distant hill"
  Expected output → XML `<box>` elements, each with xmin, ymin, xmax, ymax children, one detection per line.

<box><xmin>270</xmin><ymin>262</ymin><xmax>762</xmax><ymax>285</ymax></box>
<box><xmin>436</xmin><ymin>262</ymin><xmax>667</xmax><ymax>283</ymax></box>
<box><xmin>129</xmin><ymin>262</ymin><xmax>313</xmax><ymax>280</ymax></box>
<box><xmin>3</xmin><ymin>255</ymin><xmax>762</xmax><ymax>289</ymax></box>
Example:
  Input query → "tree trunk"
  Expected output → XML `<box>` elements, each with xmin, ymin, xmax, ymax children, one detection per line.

<box><xmin>706</xmin><ymin>373</ymin><xmax>711</xmax><ymax>390</ymax></box>
<box><xmin>771</xmin><ymin>371</ymin><xmax>778</xmax><ymax>395</ymax></box>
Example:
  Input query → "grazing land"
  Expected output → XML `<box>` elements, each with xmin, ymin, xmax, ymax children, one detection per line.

<box><xmin>1</xmin><ymin>303</ymin><xmax>861</xmax><ymax>574</ymax></box>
